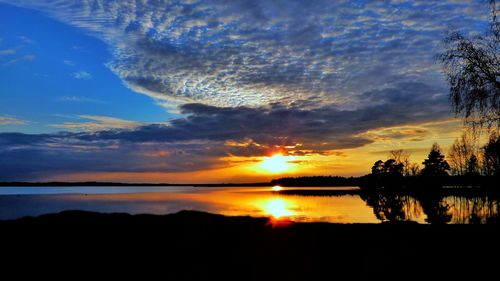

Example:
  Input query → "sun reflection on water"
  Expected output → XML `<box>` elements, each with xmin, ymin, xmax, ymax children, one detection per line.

<box><xmin>271</xmin><ymin>185</ymin><xmax>282</xmax><ymax>191</ymax></box>
<box><xmin>264</xmin><ymin>198</ymin><xmax>294</xmax><ymax>218</ymax></box>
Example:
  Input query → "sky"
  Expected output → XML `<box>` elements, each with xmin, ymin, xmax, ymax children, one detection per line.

<box><xmin>0</xmin><ymin>0</ymin><xmax>492</xmax><ymax>183</ymax></box>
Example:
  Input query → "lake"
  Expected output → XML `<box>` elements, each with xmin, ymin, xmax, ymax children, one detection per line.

<box><xmin>0</xmin><ymin>185</ymin><xmax>498</xmax><ymax>223</ymax></box>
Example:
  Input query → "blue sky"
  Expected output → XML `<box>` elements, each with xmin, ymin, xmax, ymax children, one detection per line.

<box><xmin>0</xmin><ymin>3</ymin><xmax>172</xmax><ymax>133</ymax></box>
<box><xmin>0</xmin><ymin>0</ymin><xmax>494</xmax><ymax>182</ymax></box>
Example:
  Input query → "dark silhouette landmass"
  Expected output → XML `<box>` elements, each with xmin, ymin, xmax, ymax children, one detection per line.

<box><xmin>270</xmin><ymin>175</ymin><xmax>359</xmax><ymax>186</ymax></box>
<box><xmin>1</xmin><ymin>210</ymin><xmax>499</xmax><ymax>280</ymax></box>
<box><xmin>274</xmin><ymin>188</ymin><xmax>360</xmax><ymax>196</ymax></box>
<box><xmin>271</xmin><ymin>175</ymin><xmax>500</xmax><ymax>190</ymax></box>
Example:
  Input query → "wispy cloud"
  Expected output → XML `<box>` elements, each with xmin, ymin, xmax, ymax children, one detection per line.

<box><xmin>57</xmin><ymin>96</ymin><xmax>105</xmax><ymax>104</ymax></box>
<box><xmin>72</xmin><ymin>70</ymin><xmax>92</xmax><ymax>80</ymax></box>
<box><xmin>0</xmin><ymin>116</ymin><xmax>27</xmax><ymax>125</ymax></box>
<box><xmin>2</xmin><ymin>54</ymin><xmax>35</xmax><ymax>66</ymax></box>
<box><xmin>18</xmin><ymin>35</ymin><xmax>33</xmax><ymax>44</ymax></box>
<box><xmin>63</xmin><ymin>59</ymin><xmax>75</xmax><ymax>66</ymax></box>
<box><xmin>0</xmin><ymin>49</ymin><xmax>16</xmax><ymax>56</ymax></box>
<box><xmin>52</xmin><ymin>115</ymin><xmax>142</xmax><ymax>131</ymax></box>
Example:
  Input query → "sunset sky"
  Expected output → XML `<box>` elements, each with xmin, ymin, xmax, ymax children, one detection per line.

<box><xmin>0</xmin><ymin>0</ymin><xmax>492</xmax><ymax>183</ymax></box>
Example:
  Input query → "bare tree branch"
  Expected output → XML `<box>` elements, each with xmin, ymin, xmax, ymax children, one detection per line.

<box><xmin>439</xmin><ymin>0</ymin><xmax>500</xmax><ymax>129</ymax></box>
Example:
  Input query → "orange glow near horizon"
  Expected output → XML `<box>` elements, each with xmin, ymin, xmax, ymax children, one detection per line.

<box><xmin>46</xmin><ymin>119</ymin><xmax>466</xmax><ymax>184</ymax></box>
<box><xmin>272</xmin><ymin>185</ymin><xmax>282</xmax><ymax>191</ymax></box>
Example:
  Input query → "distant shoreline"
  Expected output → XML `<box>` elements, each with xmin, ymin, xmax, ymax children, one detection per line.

<box><xmin>0</xmin><ymin>181</ymin><xmax>272</xmax><ymax>187</ymax></box>
<box><xmin>2</xmin><ymin>181</ymin><xmax>500</xmax><ymax>198</ymax></box>
<box><xmin>2</xmin><ymin>174</ymin><xmax>500</xmax><ymax>189</ymax></box>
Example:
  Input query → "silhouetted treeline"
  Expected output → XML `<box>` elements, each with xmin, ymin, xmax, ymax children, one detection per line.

<box><xmin>271</xmin><ymin>175</ymin><xmax>499</xmax><ymax>190</ymax></box>
<box><xmin>270</xmin><ymin>176</ymin><xmax>360</xmax><ymax>187</ymax></box>
<box><xmin>272</xmin><ymin>139</ymin><xmax>499</xmax><ymax>191</ymax></box>
<box><xmin>362</xmin><ymin>136</ymin><xmax>500</xmax><ymax>191</ymax></box>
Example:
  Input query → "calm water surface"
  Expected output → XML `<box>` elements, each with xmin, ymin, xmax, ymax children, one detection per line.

<box><xmin>0</xmin><ymin>186</ymin><xmax>498</xmax><ymax>223</ymax></box>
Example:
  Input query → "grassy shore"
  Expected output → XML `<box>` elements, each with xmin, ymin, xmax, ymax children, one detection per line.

<box><xmin>2</xmin><ymin>210</ymin><xmax>500</xmax><ymax>280</ymax></box>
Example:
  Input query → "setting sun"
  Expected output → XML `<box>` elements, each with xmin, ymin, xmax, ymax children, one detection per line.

<box><xmin>259</xmin><ymin>154</ymin><xmax>295</xmax><ymax>173</ymax></box>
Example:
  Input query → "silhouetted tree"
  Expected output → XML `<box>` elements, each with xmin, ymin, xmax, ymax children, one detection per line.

<box><xmin>448</xmin><ymin>132</ymin><xmax>479</xmax><ymax>175</ymax></box>
<box><xmin>421</xmin><ymin>143</ymin><xmax>450</xmax><ymax>177</ymax></box>
<box><xmin>439</xmin><ymin>0</ymin><xmax>500</xmax><ymax>127</ymax></box>
<box><xmin>383</xmin><ymin>159</ymin><xmax>404</xmax><ymax>177</ymax></box>
<box><xmin>483</xmin><ymin>131</ymin><xmax>500</xmax><ymax>175</ymax></box>
<box><xmin>466</xmin><ymin>154</ymin><xmax>480</xmax><ymax>175</ymax></box>
<box><xmin>408</xmin><ymin>163</ymin><xmax>421</xmax><ymax>176</ymax></box>
<box><xmin>371</xmin><ymin>159</ymin><xmax>403</xmax><ymax>178</ymax></box>
<box><xmin>371</xmin><ymin>160</ymin><xmax>385</xmax><ymax>176</ymax></box>
<box><xmin>390</xmin><ymin>149</ymin><xmax>412</xmax><ymax>176</ymax></box>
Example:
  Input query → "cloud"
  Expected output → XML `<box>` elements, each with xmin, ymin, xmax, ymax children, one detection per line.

<box><xmin>72</xmin><ymin>70</ymin><xmax>92</xmax><ymax>80</ymax></box>
<box><xmin>0</xmin><ymin>80</ymin><xmax>452</xmax><ymax>180</ymax></box>
<box><xmin>52</xmin><ymin>115</ymin><xmax>142</xmax><ymax>131</ymax></box>
<box><xmin>91</xmin><ymin>81</ymin><xmax>448</xmax><ymax>147</ymax></box>
<box><xmin>0</xmin><ymin>1</ymin><xmax>489</xmax><ymax>180</ymax></box>
<box><xmin>2</xmin><ymin>54</ymin><xmax>35</xmax><ymax>66</ymax></box>
<box><xmin>360</xmin><ymin>119</ymin><xmax>463</xmax><ymax>143</ymax></box>
<box><xmin>0</xmin><ymin>49</ymin><xmax>16</xmax><ymax>56</ymax></box>
<box><xmin>57</xmin><ymin>96</ymin><xmax>105</xmax><ymax>104</ymax></box>
<box><xmin>0</xmin><ymin>0</ymin><xmax>491</xmax><ymax>109</ymax></box>
<box><xmin>18</xmin><ymin>35</ymin><xmax>33</xmax><ymax>44</ymax></box>
<box><xmin>0</xmin><ymin>132</ymin><xmax>227</xmax><ymax>180</ymax></box>
<box><xmin>0</xmin><ymin>116</ymin><xmax>26</xmax><ymax>125</ymax></box>
<box><xmin>63</xmin><ymin>59</ymin><xmax>75</xmax><ymax>66</ymax></box>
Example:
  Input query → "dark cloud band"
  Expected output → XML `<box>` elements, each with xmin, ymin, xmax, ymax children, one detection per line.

<box><xmin>0</xmin><ymin>81</ymin><xmax>451</xmax><ymax>180</ymax></box>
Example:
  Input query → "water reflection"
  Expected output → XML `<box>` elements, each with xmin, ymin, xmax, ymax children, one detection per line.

<box><xmin>0</xmin><ymin>186</ymin><xmax>498</xmax><ymax>224</ymax></box>
<box><xmin>360</xmin><ymin>191</ymin><xmax>500</xmax><ymax>224</ymax></box>
<box><xmin>362</xmin><ymin>193</ymin><xmax>407</xmax><ymax>222</ymax></box>
<box><xmin>262</xmin><ymin>198</ymin><xmax>294</xmax><ymax>218</ymax></box>
<box><xmin>420</xmin><ymin>195</ymin><xmax>452</xmax><ymax>224</ymax></box>
<box><xmin>446</xmin><ymin>196</ymin><xmax>500</xmax><ymax>224</ymax></box>
<box><xmin>271</xmin><ymin>185</ymin><xmax>283</xmax><ymax>192</ymax></box>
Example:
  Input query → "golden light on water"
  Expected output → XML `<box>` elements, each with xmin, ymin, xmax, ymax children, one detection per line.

<box><xmin>264</xmin><ymin>198</ymin><xmax>294</xmax><ymax>218</ymax></box>
<box><xmin>49</xmin><ymin>187</ymin><xmax>386</xmax><ymax>223</ymax></box>
<box><xmin>272</xmin><ymin>185</ymin><xmax>282</xmax><ymax>191</ymax></box>
<box><xmin>259</xmin><ymin>154</ymin><xmax>295</xmax><ymax>173</ymax></box>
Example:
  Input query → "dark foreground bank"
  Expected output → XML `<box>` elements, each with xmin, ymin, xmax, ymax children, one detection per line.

<box><xmin>1</xmin><ymin>211</ymin><xmax>499</xmax><ymax>280</ymax></box>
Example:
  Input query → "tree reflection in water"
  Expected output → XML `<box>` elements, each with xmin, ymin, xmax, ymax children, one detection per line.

<box><xmin>360</xmin><ymin>191</ymin><xmax>500</xmax><ymax>224</ymax></box>
<box><xmin>419</xmin><ymin>194</ymin><xmax>452</xmax><ymax>224</ymax></box>
<box><xmin>360</xmin><ymin>193</ymin><xmax>421</xmax><ymax>222</ymax></box>
<box><xmin>446</xmin><ymin>196</ymin><xmax>500</xmax><ymax>224</ymax></box>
